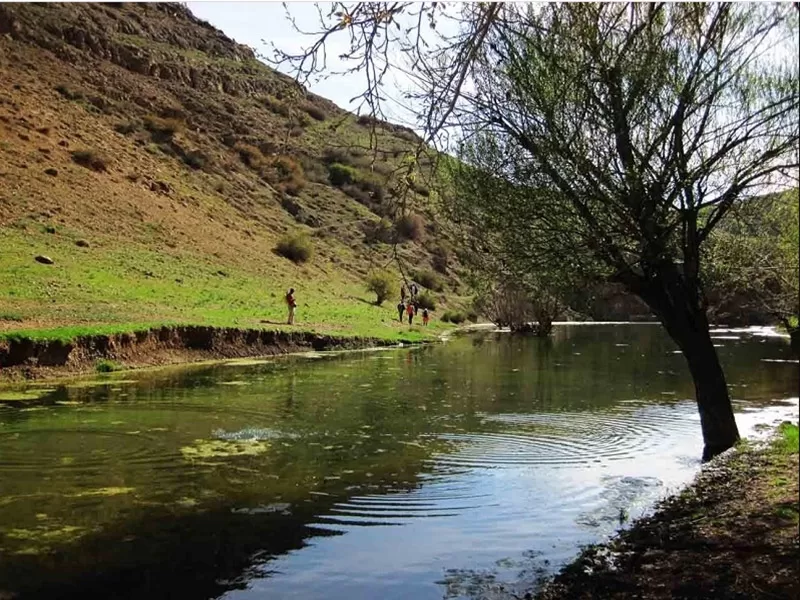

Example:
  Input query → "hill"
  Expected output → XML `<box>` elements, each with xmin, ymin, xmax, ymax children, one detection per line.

<box><xmin>0</xmin><ymin>2</ymin><xmax>461</xmax><ymax>346</ymax></box>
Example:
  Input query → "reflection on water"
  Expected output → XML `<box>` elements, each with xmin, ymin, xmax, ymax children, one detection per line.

<box><xmin>0</xmin><ymin>325</ymin><xmax>796</xmax><ymax>600</ymax></box>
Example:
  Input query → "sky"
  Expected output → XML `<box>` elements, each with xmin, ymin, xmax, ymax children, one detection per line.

<box><xmin>186</xmin><ymin>2</ymin><xmax>422</xmax><ymax>126</ymax></box>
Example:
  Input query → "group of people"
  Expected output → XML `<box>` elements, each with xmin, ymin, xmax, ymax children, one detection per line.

<box><xmin>397</xmin><ymin>283</ymin><xmax>429</xmax><ymax>326</ymax></box>
<box><xmin>284</xmin><ymin>283</ymin><xmax>430</xmax><ymax>327</ymax></box>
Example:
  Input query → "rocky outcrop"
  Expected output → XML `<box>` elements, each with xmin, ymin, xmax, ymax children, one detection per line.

<box><xmin>0</xmin><ymin>3</ymin><xmax>308</xmax><ymax>100</ymax></box>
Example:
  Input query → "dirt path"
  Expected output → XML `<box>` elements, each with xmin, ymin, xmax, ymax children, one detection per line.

<box><xmin>535</xmin><ymin>423</ymin><xmax>799</xmax><ymax>600</ymax></box>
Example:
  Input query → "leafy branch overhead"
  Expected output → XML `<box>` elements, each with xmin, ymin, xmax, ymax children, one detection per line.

<box><xmin>275</xmin><ymin>2</ymin><xmax>799</xmax><ymax>459</ymax></box>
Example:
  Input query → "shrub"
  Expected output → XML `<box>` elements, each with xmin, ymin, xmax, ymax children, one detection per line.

<box><xmin>263</xmin><ymin>95</ymin><xmax>291</xmax><ymax>117</ymax></box>
<box><xmin>342</xmin><ymin>183</ymin><xmax>372</xmax><ymax>205</ymax></box>
<box><xmin>143</xmin><ymin>115</ymin><xmax>183</xmax><ymax>141</ymax></box>
<box><xmin>71</xmin><ymin>149</ymin><xmax>110</xmax><ymax>172</ymax></box>
<box><xmin>323</xmin><ymin>148</ymin><xmax>353</xmax><ymax>165</ymax></box>
<box><xmin>234</xmin><ymin>142</ymin><xmax>265</xmax><ymax>169</ymax></box>
<box><xmin>115</xmin><ymin>120</ymin><xmax>141</xmax><ymax>135</ymax></box>
<box><xmin>55</xmin><ymin>84</ymin><xmax>83</xmax><ymax>101</ymax></box>
<box><xmin>262</xmin><ymin>155</ymin><xmax>306</xmax><ymax>195</ymax></box>
<box><xmin>441</xmin><ymin>310</ymin><xmax>466</xmax><ymax>324</ymax></box>
<box><xmin>466</xmin><ymin>309</ymin><xmax>479</xmax><ymax>323</ymax></box>
<box><xmin>96</xmin><ymin>359</ymin><xmax>123</xmax><ymax>373</ymax></box>
<box><xmin>395</xmin><ymin>213</ymin><xmax>425</xmax><ymax>242</ymax></box>
<box><xmin>182</xmin><ymin>150</ymin><xmax>208</xmax><ymax>170</ymax></box>
<box><xmin>412</xmin><ymin>182</ymin><xmax>430</xmax><ymax>197</ymax></box>
<box><xmin>414</xmin><ymin>269</ymin><xmax>444</xmax><ymax>292</ymax></box>
<box><xmin>365</xmin><ymin>270</ymin><xmax>395</xmax><ymax>305</ymax></box>
<box><xmin>328</xmin><ymin>162</ymin><xmax>359</xmax><ymax>186</ymax></box>
<box><xmin>275</xmin><ymin>232</ymin><xmax>313</xmax><ymax>264</ymax></box>
<box><xmin>430</xmin><ymin>242</ymin><xmax>451</xmax><ymax>273</ymax></box>
<box><xmin>416</xmin><ymin>291</ymin><xmax>436</xmax><ymax>311</ymax></box>
<box><xmin>363</xmin><ymin>218</ymin><xmax>394</xmax><ymax>244</ymax></box>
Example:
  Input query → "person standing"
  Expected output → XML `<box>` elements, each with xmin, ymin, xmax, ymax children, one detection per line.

<box><xmin>422</xmin><ymin>308</ymin><xmax>430</xmax><ymax>326</ymax></box>
<box><xmin>410</xmin><ymin>283</ymin><xmax>418</xmax><ymax>298</ymax></box>
<box><xmin>406</xmin><ymin>301</ymin><xmax>415</xmax><ymax>325</ymax></box>
<box><xmin>286</xmin><ymin>288</ymin><xmax>297</xmax><ymax>325</ymax></box>
<box><xmin>400</xmin><ymin>285</ymin><xmax>407</xmax><ymax>301</ymax></box>
<box><xmin>397</xmin><ymin>300</ymin><xmax>405</xmax><ymax>323</ymax></box>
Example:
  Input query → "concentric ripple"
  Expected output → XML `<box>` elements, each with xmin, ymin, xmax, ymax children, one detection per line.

<box><xmin>430</xmin><ymin>403</ymin><xmax>697</xmax><ymax>469</ymax></box>
<box><xmin>0</xmin><ymin>428</ymin><xmax>166</xmax><ymax>473</ymax></box>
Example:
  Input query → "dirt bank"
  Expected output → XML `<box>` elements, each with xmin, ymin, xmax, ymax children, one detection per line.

<box><xmin>535</xmin><ymin>422</ymin><xmax>799</xmax><ymax>600</ymax></box>
<box><xmin>0</xmin><ymin>325</ymin><xmax>415</xmax><ymax>381</ymax></box>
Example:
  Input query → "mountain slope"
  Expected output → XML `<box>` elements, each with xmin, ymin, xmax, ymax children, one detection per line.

<box><xmin>0</xmin><ymin>2</ymin><xmax>459</xmax><ymax>339</ymax></box>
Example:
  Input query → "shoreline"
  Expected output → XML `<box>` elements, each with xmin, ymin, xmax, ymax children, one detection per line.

<box><xmin>0</xmin><ymin>324</ymin><xmax>434</xmax><ymax>383</ymax></box>
<box><xmin>533</xmin><ymin>420</ymin><xmax>800</xmax><ymax>600</ymax></box>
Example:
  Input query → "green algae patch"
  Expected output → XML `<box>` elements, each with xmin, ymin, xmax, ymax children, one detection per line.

<box><xmin>65</xmin><ymin>379</ymin><xmax>138</xmax><ymax>389</ymax></box>
<box><xmin>222</xmin><ymin>359</ymin><xmax>274</xmax><ymax>367</ymax></box>
<box><xmin>69</xmin><ymin>487</ymin><xmax>135</xmax><ymax>498</ymax></box>
<box><xmin>180</xmin><ymin>439</ymin><xmax>271</xmax><ymax>461</ymax></box>
<box><xmin>0</xmin><ymin>389</ymin><xmax>56</xmax><ymax>402</ymax></box>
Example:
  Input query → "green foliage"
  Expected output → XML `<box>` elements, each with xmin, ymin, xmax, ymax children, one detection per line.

<box><xmin>328</xmin><ymin>163</ymin><xmax>359</xmax><ymax>186</ymax></box>
<box><xmin>415</xmin><ymin>291</ymin><xmax>436</xmax><ymax>311</ymax></box>
<box><xmin>275</xmin><ymin>232</ymin><xmax>313</xmax><ymax>264</ymax></box>
<box><xmin>365</xmin><ymin>270</ymin><xmax>395</xmax><ymax>305</ymax></box>
<box><xmin>71</xmin><ymin>149</ymin><xmax>110</xmax><ymax>172</ymax></box>
<box><xmin>413</xmin><ymin>269</ymin><xmax>443</xmax><ymax>292</ymax></box>
<box><xmin>775</xmin><ymin>422</ymin><xmax>799</xmax><ymax>455</ymax></box>
<box><xmin>704</xmin><ymin>190</ymin><xmax>799</xmax><ymax>325</ymax></box>
<box><xmin>95</xmin><ymin>359</ymin><xmax>123</xmax><ymax>373</ymax></box>
<box><xmin>441</xmin><ymin>310</ymin><xmax>466</xmax><ymax>324</ymax></box>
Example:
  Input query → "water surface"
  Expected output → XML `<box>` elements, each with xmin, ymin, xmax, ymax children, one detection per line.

<box><xmin>0</xmin><ymin>325</ymin><xmax>796</xmax><ymax>599</ymax></box>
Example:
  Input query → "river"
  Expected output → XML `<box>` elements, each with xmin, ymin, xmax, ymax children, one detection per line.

<box><xmin>0</xmin><ymin>324</ymin><xmax>797</xmax><ymax>599</ymax></box>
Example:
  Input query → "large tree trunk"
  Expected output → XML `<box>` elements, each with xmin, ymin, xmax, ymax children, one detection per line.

<box><xmin>628</xmin><ymin>268</ymin><xmax>740</xmax><ymax>461</ymax></box>
<box><xmin>665</xmin><ymin>310</ymin><xmax>740</xmax><ymax>461</ymax></box>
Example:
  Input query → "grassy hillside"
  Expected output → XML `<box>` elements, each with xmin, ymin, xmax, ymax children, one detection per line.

<box><xmin>0</xmin><ymin>3</ymin><xmax>463</xmax><ymax>342</ymax></box>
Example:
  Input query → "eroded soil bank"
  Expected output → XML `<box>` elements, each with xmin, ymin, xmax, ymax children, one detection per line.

<box><xmin>535</xmin><ymin>423</ymin><xmax>800</xmax><ymax>600</ymax></box>
<box><xmin>0</xmin><ymin>325</ymin><xmax>411</xmax><ymax>381</ymax></box>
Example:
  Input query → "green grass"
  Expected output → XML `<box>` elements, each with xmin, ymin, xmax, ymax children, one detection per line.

<box><xmin>0</xmin><ymin>227</ymin><xmax>452</xmax><ymax>345</ymax></box>
<box><xmin>95</xmin><ymin>359</ymin><xmax>124</xmax><ymax>373</ymax></box>
<box><xmin>774</xmin><ymin>422</ymin><xmax>799</xmax><ymax>455</ymax></box>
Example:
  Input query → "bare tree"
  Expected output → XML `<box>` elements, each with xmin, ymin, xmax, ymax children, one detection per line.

<box><xmin>275</xmin><ymin>2</ymin><xmax>799</xmax><ymax>459</ymax></box>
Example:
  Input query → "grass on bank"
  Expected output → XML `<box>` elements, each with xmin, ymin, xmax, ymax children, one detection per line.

<box><xmin>0</xmin><ymin>227</ymin><xmax>457</xmax><ymax>345</ymax></box>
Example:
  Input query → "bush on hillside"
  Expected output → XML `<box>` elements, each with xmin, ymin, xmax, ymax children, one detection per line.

<box><xmin>275</xmin><ymin>232</ymin><xmax>313</xmax><ymax>264</ymax></box>
<box><xmin>466</xmin><ymin>310</ymin><xmax>479</xmax><ymax>323</ymax></box>
<box><xmin>328</xmin><ymin>163</ymin><xmax>359</xmax><ymax>186</ymax></box>
<box><xmin>55</xmin><ymin>84</ymin><xmax>84</xmax><ymax>101</ymax></box>
<box><xmin>261</xmin><ymin>155</ymin><xmax>306</xmax><ymax>196</ymax></box>
<box><xmin>413</xmin><ymin>269</ymin><xmax>444</xmax><ymax>292</ymax></box>
<box><xmin>395</xmin><ymin>213</ymin><xmax>425</xmax><ymax>242</ymax></box>
<box><xmin>430</xmin><ymin>242</ymin><xmax>451</xmax><ymax>273</ymax></box>
<box><xmin>234</xmin><ymin>142</ymin><xmax>265</xmax><ymax>169</ymax></box>
<box><xmin>143</xmin><ymin>115</ymin><xmax>183</xmax><ymax>141</ymax></box>
<box><xmin>365</xmin><ymin>271</ymin><xmax>395</xmax><ymax>305</ymax></box>
<box><xmin>263</xmin><ymin>95</ymin><xmax>291</xmax><ymax>118</ymax></box>
<box><xmin>115</xmin><ymin>120</ymin><xmax>141</xmax><ymax>135</ymax></box>
<box><xmin>71</xmin><ymin>149</ymin><xmax>110</xmax><ymax>172</ymax></box>
<box><xmin>363</xmin><ymin>218</ymin><xmax>394</xmax><ymax>244</ymax></box>
<box><xmin>415</xmin><ymin>291</ymin><xmax>436</xmax><ymax>311</ymax></box>
<box><xmin>182</xmin><ymin>150</ymin><xmax>209</xmax><ymax>170</ymax></box>
<box><xmin>441</xmin><ymin>310</ymin><xmax>466</xmax><ymax>324</ymax></box>
<box><xmin>302</xmin><ymin>102</ymin><xmax>327</xmax><ymax>121</ymax></box>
